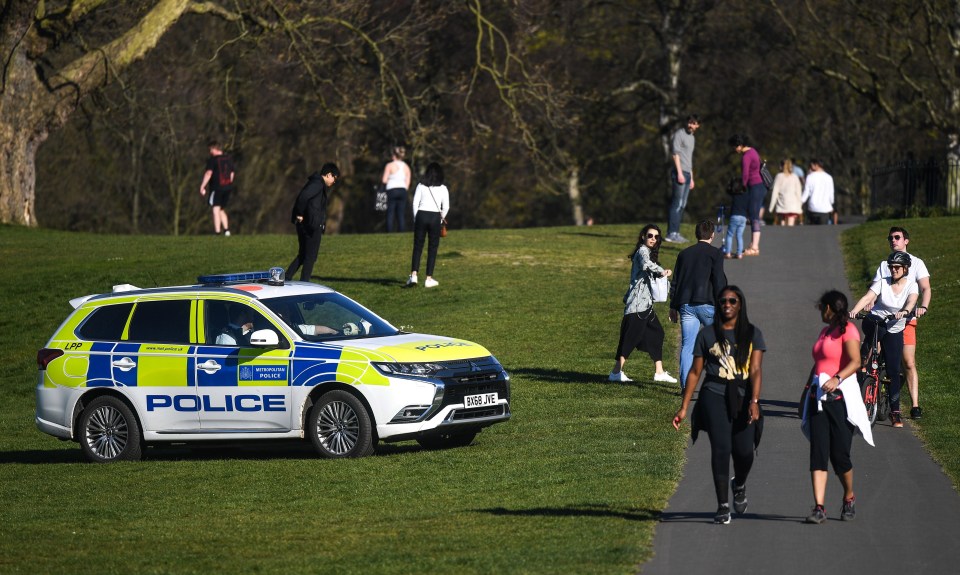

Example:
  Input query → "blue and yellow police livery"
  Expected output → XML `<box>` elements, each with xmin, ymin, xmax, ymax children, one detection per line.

<box><xmin>36</xmin><ymin>269</ymin><xmax>510</xmax><ymax>462</ymax></box>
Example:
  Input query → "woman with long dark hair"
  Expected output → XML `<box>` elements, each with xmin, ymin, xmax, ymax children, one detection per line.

<box><xmin>609</xmin><ymin>224</ymin><xmax>675</xmax><ymax>383</ymax></box>
<box><xmin>405</xmin><ymin>162</ymin><xmax>449</xmax><ymax>288</ymax></box>
<box><xmin>729</xmin><ymin>134</ymin><xmax>765</xmax><ymax>256</ymax></box>
<box><xmin>672</xmin><ymin>285</ymin><xmax>765</xmax><ymax>524</ymax></box>
<box><xmin>800</xmin><ymin>290</ymin><xmax>869</xmax><ymax>524</ymax></box>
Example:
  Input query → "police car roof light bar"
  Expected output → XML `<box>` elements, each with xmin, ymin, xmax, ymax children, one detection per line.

<box><xmin>197</xmin><ymin>268</ymin><xmax>285</xmax><ymax>286</ymax></box>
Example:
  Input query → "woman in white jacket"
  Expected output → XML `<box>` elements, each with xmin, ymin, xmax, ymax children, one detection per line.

<box><xmin>768</xmin><ymin>159</ymin><xmax>803</xmax><ymax>226</ymax></box>
<box><xmin>406</xmin><ymin>162</ymin><xmax>449</xmax><ymax>288</ymax></box>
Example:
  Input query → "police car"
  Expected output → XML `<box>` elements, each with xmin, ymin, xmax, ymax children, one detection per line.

<box><xmin>35</xmin><ymin>269</ymin><xmax>510</xmax><ymax>462</ymax></box>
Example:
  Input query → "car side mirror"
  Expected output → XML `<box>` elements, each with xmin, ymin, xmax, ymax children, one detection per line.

<box><xmin>249</xmin><ymin>329</ymin><xmax>279</xmax><ymax>347</ymax></box>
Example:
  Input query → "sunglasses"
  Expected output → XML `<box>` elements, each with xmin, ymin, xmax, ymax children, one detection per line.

<box><xmin>889</xmin><ymin>264</ymin><xmax>905</xmax><ymax>271</ymax></box>
<box><xmin>719</xmin><ymin>297</ymin><xmax>739</xmax><ymax>305</ymax></box>
<box><xmin>646</xmin><ymin>233</ymin><xmax>660</xmax><ymax>239</ymax></box>
<box><xmin>888</xmin><ymin>235</ymin><xmax>904</xmax><ymax>241</ymax></box>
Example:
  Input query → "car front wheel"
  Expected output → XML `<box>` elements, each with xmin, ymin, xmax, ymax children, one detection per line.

<box><xmin>79</xmin><ymin>396</ymin><xmax>144</xmax><ymax>463</ymax></box>
<box><xmin>308</xmin><ymin>390</ymin><xmax>374</xmax><ymax>458</ymax></box>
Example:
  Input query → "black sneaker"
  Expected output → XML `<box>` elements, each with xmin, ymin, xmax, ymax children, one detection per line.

<box><xmin>911</xmin><ymin>406</ymin><xmax>923</xmax><ymax>420</ymax></box>
<box><xmin>805</xmin><ymin>505</ymin><xmax>827</xmax><ymax>524</ymax></box>
<box><xmin>714</xmin><ymin>503</ymin><xmax>731</xmax><ymax>524</ymax></box>
<box><xmin>891</xmin><ymin>411</ymin><xmax>904</xmax><ymax>428</ymax></box>
<box><xmin>841</xmin><ymin>497</ymin><xmax>856</xmax><ymax>521</ymax></box>
<box><xmin>732</xmin><ymin>479</ymin><xmax>748</xmax><ymax>514</ymax></box>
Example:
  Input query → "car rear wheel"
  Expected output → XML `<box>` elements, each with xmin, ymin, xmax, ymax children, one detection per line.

<box><xmin>79</xmin><ymin>396</ymin><xmax>144</xmax><ymax>462</ymax></box>
<box><xmin>417</xmin><ymin>430</ymin><xmax>478</xmax><ymax>450</ymax></box>
<box><xmin>308</xmin><ymin>390</ymin><xmax>374</xmax><ymax>458</ymax></box>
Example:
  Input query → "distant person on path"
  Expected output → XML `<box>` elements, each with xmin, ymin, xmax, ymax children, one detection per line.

<box><xmin>873</xmin><ymin>226</ymin><xmax>931</xmax><ymax>419</ymax></box>
<box><xmin>668</xmin><ymin>220</ymin><xmax>727</xmax><ymax>390</ymax></box>
<box><xmin>382</xmin><ymin>146</ymin><xmax>411</xmax><ymax>232</ymax></box>
<box><xmin>769</xmin><ymin>159</ymin><xmax>803</xmax><ymax>226</ymax></box>
<box><xmin>722</xmin><ymin>177</ymin><xmax>750</xmax><ymax>259</ymax></box>
<box><xmin>672</xmin><ymin>285</ymin><xmax>766</xmax><ymax>525</ymax></box>
<box><xmin>849</xmin><ymin>251</ymin><xmax>919</xmax><ymax>428</ymax></box>
<box><xmin>405</xmin><ymin>162</ymin><xmax>449</xmax><ymax>288</ymax></box>
<box><xmin>800</xmin><ymin>290</ymin><xmax>869</xmax><ymax>525</ymax></box>
<box><xmin>801</xmin><ymin>160</ymin><xmax>835</xmax><ymax>225</ymax></box>
<box><xmin>665</xmin><ymin>114</ymin><xmax>701</xmax><ymax>244</ymax></box>
<box><xmin>199</xmin><ymin>141</ymin><xmax>236</xmax><ymax>235</ymax></box>
<box><xmin>729</xmin><ymin>134</ymin><xmax>765</xmax><ymax>255</ymax></box>
<box><xmin>609</xmin><ymin>224</ymin><xmax>676</xmax><ymax>383</ymax></box>
<box><xmin>286</xmin><ymin>163</ymin><xmax>339</xmax><ymax>282</ymax></box>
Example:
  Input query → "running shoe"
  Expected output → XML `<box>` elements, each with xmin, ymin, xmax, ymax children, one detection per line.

<box><xmin>805</xmin><ymin>505</ymin><xmax>827</xmax><ymax>524</ymax></box>
<box><xmin>405</xmin><ymin>275</ymin><xmax>418</xmax><ymax>287</ymax></box>
<box><xmin>654</xmin><ymin>371</ymin><xmax>678</xmax><ymax>383</ymax></box>
<box><xmin>841</xmin><ymin>497</ymin><xmax>856</xmax><ymax>521</ymax></box>
<box><xmin>891</xmin><ymin>411</ymin><xmax>904</xmax><ymax>428</ymax></box>
<box><xmin>608</xmin><ymin>371</ymin><xmax>633</xmax><ymax>383</ymax></box>
<box><xmin>424</xmin><ymin>278</ymin><xmax>439</xmax><ymax>288</ymax></box>
<box><xmin>910</xmin><ymin>406</ymin><xmax>923</xmax><ymax>420</ymax></box>
<box><xmin>714</xmin><ymin>503</ymin><xmax>731</xmax><ymax>525</ymax></box>
<box><xmin>732</xmin><ymin>479</ymin><xmax>748</xmax><ymax>514</ymax></box>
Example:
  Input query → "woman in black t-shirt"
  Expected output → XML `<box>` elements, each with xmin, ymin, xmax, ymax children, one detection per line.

<box><xmin>672</xmin><ymin>285</ymin><xmax>766</xmax><ymax>524</ymax></box>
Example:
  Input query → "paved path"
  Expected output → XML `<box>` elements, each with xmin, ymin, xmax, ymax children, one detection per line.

<box><xmin>642</xmin><ymin>224</ymin><xmax>960</xmax><ymax>575</ymax></box>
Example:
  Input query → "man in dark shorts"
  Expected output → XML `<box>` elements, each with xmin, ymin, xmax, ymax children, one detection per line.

<box><xmin>199</xmin><ymin>141</ymin><xmax>236</xmax><ymax>235</ymax></box>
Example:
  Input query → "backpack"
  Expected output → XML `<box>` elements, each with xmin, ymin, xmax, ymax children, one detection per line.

<box><xmin>759</xmin><ymin>160</ymin><xmax>775</xmax><ymax>191</ymax></box>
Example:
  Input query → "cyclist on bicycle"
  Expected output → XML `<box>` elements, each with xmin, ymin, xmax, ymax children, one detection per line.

<box><xmin>849</xmin><ymin>251</ymin><xmax>919</xmax><ymax>428</ymax></box>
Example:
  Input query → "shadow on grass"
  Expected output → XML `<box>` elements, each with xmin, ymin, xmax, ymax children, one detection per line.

<box><xmin>557</xmin><ymin>231</ymin><xmax>621</xmax><ymax>239</ymax></box>
<box><xmin>511</xmin><ymin>367</ymin><xmax>681</xmax><ymax>398</ymax></box>
<box><xmin>479</xmin><ymin>502</ymin><xmax>659</xmax><ymax>522</ymax></box>
<box><xmin>0</xmin><ymin>440</ymin><xmax>427</xmax><ymax>464</ymax></box>
<box><xmin>311</xmin><ymin>276</ymin><xmax>399</xmax><ymax>287</ymax></box>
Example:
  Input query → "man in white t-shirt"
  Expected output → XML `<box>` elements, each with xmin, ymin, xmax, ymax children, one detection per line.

<box><xmin>800</xmin><ymin>160</ymin><xmax>834</xmax><ymax>225</ymax></box>
<box><xmin>872</xmin><ymin>226</ymin><xmax>931</xmax><ymax>419</ymax></box>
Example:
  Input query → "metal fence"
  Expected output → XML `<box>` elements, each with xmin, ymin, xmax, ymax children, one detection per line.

<box><xmin>870</xmin><ymin>158</ymin><xmax>960</xmax><ymax>215</ymax></box>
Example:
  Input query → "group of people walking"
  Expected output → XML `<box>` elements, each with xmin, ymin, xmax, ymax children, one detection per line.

<box><xmin>615</xmin><ymin>216</ymin><xmax>932</xmax><ymax>524</ymax></box>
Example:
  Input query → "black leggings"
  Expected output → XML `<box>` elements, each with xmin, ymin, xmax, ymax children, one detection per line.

<box><xmin>807</xmin><ymin>396</ymin><xmax>854</xmax><ymax>473</ymax></box>
<box><xmin>411</xmin><ymin>211</ymin><xmax>442</xmax><ymax>276</ymax></box>
<box><xmin>862</xmin><ymin>319</ymin><xmax>905</xmax><ymax>412</ymax></box>
<box><xmin>699</xmin><ymin>389</ymin><xmax>755</xmax><ymax>505</ymax></box>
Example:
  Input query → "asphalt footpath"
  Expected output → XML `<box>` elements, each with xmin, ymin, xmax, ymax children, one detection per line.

<box><xmin>641</xmin><ymin>224</ymin><xmax>960</xmax><ymax>575</ymax></box>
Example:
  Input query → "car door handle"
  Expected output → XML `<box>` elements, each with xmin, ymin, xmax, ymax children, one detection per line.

<box><xmin>197</xmin><ymin>359</ymin><xmax>222</xmax><ymax>374</ymax></box>
<box><xmin>112</xmin><ymin>357</ymin><xmax>137</xmax><ymax>371</ymax></box>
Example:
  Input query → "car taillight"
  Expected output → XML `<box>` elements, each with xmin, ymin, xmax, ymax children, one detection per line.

<box><xmin>37</xmin><ymin>348</ymin><xmax>64</xmax><ymax>369</ymax></box>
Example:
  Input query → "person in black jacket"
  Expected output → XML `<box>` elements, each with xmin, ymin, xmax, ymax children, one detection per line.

<box><xmin>668</xmin><ymin>220</ymin><xmax>727</xmax><ymax>391</ymax></box>
<box><xmin>286</xmin><ymin>163</ymin><xmax>339</xmax><ymax>282</ymax></box>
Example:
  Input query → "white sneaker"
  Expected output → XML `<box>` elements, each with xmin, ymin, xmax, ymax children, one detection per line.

<box><xmin>223</xmin><ymin>230</ymin><xmax>231</xmax><ymax>237</ymax></box>
<box><xmin>406</xmin><ymin>275</ymin><xmax>418</xmax><ymax>286</ymax></box>
<box><xmin>424</xmin><ymin>278</ymin><xmax>439</xmax><ymax>288</ymax></box>
<box><xmin>654</xmin><ymin>371</ymin><xmax>678</xmax><ymax>383</ymax></box>
<box><xmin>608</xmin><ymin>371</ymin><xmax>633</xmax><ymax>382</ymax></box>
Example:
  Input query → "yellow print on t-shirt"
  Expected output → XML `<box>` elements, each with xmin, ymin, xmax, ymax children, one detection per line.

<box><xmin>709</xmin><ymin>340</ymin><xmax>753</xmax><ymax>380</ymax></box>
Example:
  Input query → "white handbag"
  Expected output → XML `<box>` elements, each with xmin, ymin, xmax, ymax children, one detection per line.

<box><xmin>650</xmin><ymin>276</ymin><xmax>669</xmax><ymax>303</ymax></box>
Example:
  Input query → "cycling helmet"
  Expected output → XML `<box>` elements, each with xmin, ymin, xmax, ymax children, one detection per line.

<box><xmin>887</xmin><ymin>251</ymin><xmax>912</xmax><ymax>268</ymax></box>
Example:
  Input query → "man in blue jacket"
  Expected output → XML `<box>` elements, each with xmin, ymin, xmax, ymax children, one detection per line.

<box><xmin>286</xmin><ymin>163</ymin><xmax>339</xmax><ymax>282</ymax></box>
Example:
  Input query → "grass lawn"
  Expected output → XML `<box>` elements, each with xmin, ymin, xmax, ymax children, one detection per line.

<box><xmin>1</xmin><ymin>218</ymin><xmax>956</xmax><ymax>574</ymax></box>
<box><xmin>0</xmin><ymin>223</ymin><xmax>687</xmax><ymax>575</ymax></box>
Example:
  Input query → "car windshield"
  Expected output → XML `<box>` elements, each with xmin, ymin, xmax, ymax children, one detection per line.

<box><xmin>262</xmin><ymin>292</ymin><xmax>399</xmax><ymax>342</ymax></box>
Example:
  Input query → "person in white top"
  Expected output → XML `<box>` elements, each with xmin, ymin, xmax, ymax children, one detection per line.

<box><xmin>768</xmin><ymin>159</ymin><xmax>803</xmax><ymax>226</ymax></box>
<box><xmin>406</xmin><ymin>162</ymin><xmax>450</xmax><ymax>288</ymax></box>
<box><xmin>850</xmin><ymin>251</ymin><xmax>919</xmax><ymax>428</ymax></box>
<box><xmin>872</xmin><ymin>226</ymin><xmax>931</xmax><ymax>420</ymax></box>
<box><xmin>381</xmin><ymin>146</ymin><xmax>411</xmax><ymax>233</ymax></box>
<box><xmin>800</xmin><ymin>160</ymin><xmax>835</xmax><ymax>225</ymax></box>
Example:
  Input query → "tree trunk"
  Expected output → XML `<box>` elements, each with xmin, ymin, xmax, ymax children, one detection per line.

<box><xmin>568</xmin><ymin>166</ymin><xmax>584</xmax><ymax>226</ymax></box>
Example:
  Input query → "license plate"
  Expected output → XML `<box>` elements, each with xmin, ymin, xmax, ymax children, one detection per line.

<box><xmin>463</xmin><ymin>392</ymin><xmax>498</xmax><ymax>408</ymax></box>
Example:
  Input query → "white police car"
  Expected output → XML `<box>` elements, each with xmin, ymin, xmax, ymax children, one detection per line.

<box><xmin>35</xmin><ymin>269</ymin><xmax>510</xmax><ymax>462</ymax></box>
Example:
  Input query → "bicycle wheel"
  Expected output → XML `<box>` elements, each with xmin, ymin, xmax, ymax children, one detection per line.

<box><xmin>860</xmin><ymin>372</ymin><xmax>879</xmax><ymax>426</ymax></box>
<box><xmin>877</xmin><ymin>367</ymin><xmax>891</xmax><ymax>422</ymax></box>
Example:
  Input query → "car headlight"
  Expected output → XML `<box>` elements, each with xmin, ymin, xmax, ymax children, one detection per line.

<box><xmin>372</xmin><ymin>362</ymin><xmax>446</xmax><ymax>378</ymax></box>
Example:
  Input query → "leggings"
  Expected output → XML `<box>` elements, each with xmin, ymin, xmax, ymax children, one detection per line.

<box><xmin>699</xmin><ymin>389</ymin><xmax>755</xmax><ymax>505</ymax></box>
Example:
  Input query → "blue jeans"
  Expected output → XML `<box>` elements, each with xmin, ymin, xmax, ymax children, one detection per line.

<box><xmin>723</xmin><ymin>215</ymin><xmax>747</xmax><ymax>256</ymax></box>
<box><xmin>680</xmin><ymin>303</ymin><xmax>715</xmax><ymax>389</ymax></box>
<box><xmin>668</xmin><ymin>170</ymin><xmax>692</xmax><ymax>236</ymax></box>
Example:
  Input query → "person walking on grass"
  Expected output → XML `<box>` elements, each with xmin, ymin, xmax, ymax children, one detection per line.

<box><xmin>669</xmin><ymin>220</ymin><xmax>727</xmax><ymax>391</ymax></box>
<box><xmin>672</xmin><ymin>285</ymin><xmax>765</xmax><ymax>524</ymax></box>
<box><xmin>286</xmin><ymin>163</ymin><xmax>339</xmax><ymax>283</ymax></box>
<box><xmin>665</xmin><ymin>114</ymin><xmax>701</xmax><ymax>243</ymax></box>
<box><xmin>800</xmin><ymin>290</ymin><xmax>871</xmax><ymax>524</ymax></box>
<box><xmin>405</xmin><ymin>162</ymin><xmax>449</xmax><ymax>288</ymax></box>
<box><xmin>199</xmin><ymin>141</ymin><xmax>236</xmax><ymax>236</ymax></box>
<box><xmin>609</xmin><ymin>224</ymin><xmax>676</xmax><ymax>384</ymax></box>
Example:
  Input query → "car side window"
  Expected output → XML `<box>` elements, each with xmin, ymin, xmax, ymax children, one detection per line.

<box><xmin>127</xmin><ymin>300</ymin><xmax>191</xmax><ymax>344</ymax></box>
<box><xmin>205</xmin><ymin>301</ymin><xmax>274</xmax><ymax>347</ymax></box>
<box><xmin>77</xmin><ymin>303</ymin><xmax>134</xmax><ymax>341</ymax></box>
